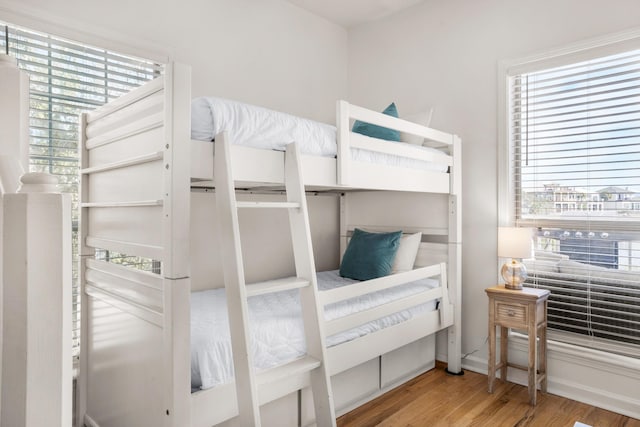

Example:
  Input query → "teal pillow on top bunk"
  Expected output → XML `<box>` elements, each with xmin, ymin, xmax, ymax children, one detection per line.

<box><xmin>351</xmin><ymin>102</ymin><xmax>401</xmax><ymax>142</ymax></box>
<box><xmin>340</xmin><ymin>228</ymin><xmax>402</xmax><ymax>281</ymax></box>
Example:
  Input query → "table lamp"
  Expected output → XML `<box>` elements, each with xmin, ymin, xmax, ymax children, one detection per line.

<box><xmin>498</xmin><ymin>227</ymin><xmax>533</xmax><ymax>290</ymax></box>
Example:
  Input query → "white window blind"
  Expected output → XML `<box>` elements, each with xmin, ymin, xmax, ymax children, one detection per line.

<box><xmin>510</xmin><ymin>47</ymin><xmax>640</xmax><ymax>355</ymax></box>
<box><xmin>0</xmin><ymin>23</ymin><xmax>162</xmax><ymax>356</ymax></box>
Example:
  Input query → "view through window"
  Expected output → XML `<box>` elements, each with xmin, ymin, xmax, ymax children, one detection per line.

<box><xmin>0</xmin><ymin>22</ymin><xmax>162</xmax><ymax>356</ymax></box>
<box><xmin>509</xmin><ymin>46</ymin><xmax>640</xmax><ymax>355</ymax></box>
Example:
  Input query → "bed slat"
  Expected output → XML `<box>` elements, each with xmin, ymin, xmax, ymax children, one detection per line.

<box><xmin>81</xmin><ymin>151</ymin><xmax>163</xmax><ymax>175</ymax></box>
<box><xmin>324</xmin><ymin>287</ymin><xmax>443</xmax><ymax>336</ymax></box>
<box><xmin>86</xmin><ymin>90</ymin><xmax>164</xmax><ymax>139</ymax></box>
<box><xmin>87</xmin><ymin>76</ymin><xmax>164</xmax><ymax>123</ymax></box>
<box><xmin>347</xmin><ymin>103</ymin><xmax>454</xmax><ymax>146</ymax></box>
<box><xmin>85</xmin><ymin>283</ymin><xmax>163</xmax><ymax>327</ymax></box>
<box><xmin>86</xmin><ymin>258</ymin><xmax>162</xmax><ymax>289</ymax></box>
<box><xmin>89</xmin><ymin>127</ymin><xmax>165</xmax><ymax>168</ymax></box>
<box><xmin>85</xmin><ymin>236</ymin><xmax>164</xmax><ymax>261</ymax></box>
<box><xmin>350</xmin><ymin>134</ymin><xmax>453</xmax><ymax>165</ymax></box>
<box><xmin>85</xmin><ymin>269</ymin><xmax>162</xmax><ymax>314</ymax></box>
<box><xmin>86</xmin><ymin>112</ymin><xmax>164</xmax><ymax>150</ymax></box>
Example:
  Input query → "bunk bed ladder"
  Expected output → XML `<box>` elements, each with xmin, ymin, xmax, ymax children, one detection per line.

<box><xmin>214</xmin><ymin>133</ymin><xmax>337</xmax><ymax>427</ymax></box>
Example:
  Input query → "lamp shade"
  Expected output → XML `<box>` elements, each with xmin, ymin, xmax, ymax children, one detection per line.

<box><xmin>498</xmin><ymin>227</ymin><xmax>533</xmax><ymax>259</ymax></box>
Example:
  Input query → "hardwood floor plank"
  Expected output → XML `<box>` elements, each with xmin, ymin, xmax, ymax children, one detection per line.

<box><xmin>337</xmin><ymin>370</ymin><xmax>444</xmax><ymax>426</ymax></box>
<box><xmin>384</xmin><ymin>372</ymin><xmax>488</xmax><ymax>426</ymax></box>
<box><xmin>337</xmin><ymin>362</ymin><xmax>640</xmax><ymax>427</ymax></box>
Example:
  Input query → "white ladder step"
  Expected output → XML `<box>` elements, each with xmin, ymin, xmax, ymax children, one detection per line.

<box><xmin>246</xmin><ymin>276</ymin><xmax>310</xmax><ymax>297</ymax></box>
<box><xmin>236</xmin><ymin>201</ymin><xmax>301</xmax><ymax>209</ymax></box>
<box><xmin>257</xmin><ymin>355</ymin><xmax>321</xmax><ymax>387</ymax></box>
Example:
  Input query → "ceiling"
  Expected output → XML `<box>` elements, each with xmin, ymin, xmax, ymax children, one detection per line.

<box><xmin>285</xmin><ymin>0</ymin><xmax>426</xmax><ymax>28</ymax></box>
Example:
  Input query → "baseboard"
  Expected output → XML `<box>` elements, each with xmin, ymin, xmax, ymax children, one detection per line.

<box><xmin>436</xmin><ymin>352</ymin><xmax>490</xmax><ymax>377</ymax></box>
<box><xmin>549</xmin><ymin>375</ymin><xmax>640</xmax><ymax>420</ymax></box>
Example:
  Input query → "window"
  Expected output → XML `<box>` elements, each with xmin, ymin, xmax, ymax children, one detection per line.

<box><xmin>502</xmin><ymin>39</ymin><xmax>640</xmax><ymax>356</ymax></box>
<box><xmin>0</xmin><ymin>22</ymin><xmax>162</xmax><ymax>356</ymax></box>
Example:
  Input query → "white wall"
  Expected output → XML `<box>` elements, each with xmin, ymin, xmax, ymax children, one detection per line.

<box><xmin>348</xmin><ymin>0</ymin><xmax>640</xmax><ymax>417</ymax></box>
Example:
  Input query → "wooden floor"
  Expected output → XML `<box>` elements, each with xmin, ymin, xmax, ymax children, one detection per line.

<box><xmin>337</xmin><ymin>362</ymin><xmax>640</xmax><ymax>427</ymax></box>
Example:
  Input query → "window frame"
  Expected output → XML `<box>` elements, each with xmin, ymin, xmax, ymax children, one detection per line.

<box><xmin>498</xmin><ymin>29</ymin><xmax>640</xmax><ymax>356</ymax></box>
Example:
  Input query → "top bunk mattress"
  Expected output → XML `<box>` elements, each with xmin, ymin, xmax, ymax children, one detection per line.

<box><xmin>191</xmin><ymin>97</ymin><xmax>449</xmax><ymax>173</ymax></box>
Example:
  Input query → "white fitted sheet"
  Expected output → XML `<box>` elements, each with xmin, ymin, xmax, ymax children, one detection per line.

<box><xmin>190</xmin><ymin>270</ymin><xmax>440</xmax><ymax>390</ymax></box>
<box><xmin>191</xmin><ymin>97</ymin><xmax>449</xmax><ymax>173</ymax></box>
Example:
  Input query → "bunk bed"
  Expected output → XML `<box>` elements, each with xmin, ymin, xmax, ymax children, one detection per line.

<box><xmin>76</xmin><ymin>63</ymin><xmax>462</xmax><ymax>427</ymax></box>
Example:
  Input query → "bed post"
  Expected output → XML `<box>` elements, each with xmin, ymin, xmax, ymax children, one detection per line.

<box><xmin>76</xmin><ymin>112</ymin><xmax>91</xmax><ymax>426</ymax></box>
<box><xmin>447</xmin><ymin>135</ymin><xmax>462</xmax><ymax>374</ymax></box>
<box><xmin>161</xmin><ymin>62</ymin><xmax>192</xmax><ymax>427</ymax></box>
<box><xmin>336</xmin><ymin>100</ymin><xmax>350</xmax><ymax>186</ymax></box>
<box><xmin>2</xmin><ymin>174</ymin><xmax>73</xmax><ymax>426</ymax></box>
<box><xmin>339</xmin><ymin>192</ymin><xmax>348</xmax><ymax>261</ymax></box>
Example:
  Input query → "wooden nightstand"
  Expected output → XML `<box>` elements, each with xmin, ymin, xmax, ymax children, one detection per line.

<box><xmin>485</xmin><ymin>285</ymin><xmax>550</xmax><ymax>405</ymax></box>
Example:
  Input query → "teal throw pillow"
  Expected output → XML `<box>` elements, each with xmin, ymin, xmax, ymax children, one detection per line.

<box><xmin>352</xmin><ymin>102</ymin><xmax>401</xmax><ymax>142</ymax></box>
<box><xmin>339</xmin><ymin>228</ymin><xmax>402</xmax><ymax>281</ymax></box>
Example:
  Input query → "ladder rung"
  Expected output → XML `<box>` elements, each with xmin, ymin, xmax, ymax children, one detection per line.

<box><xmin>236</xmin><ymin>201</ymin><xmax>301</xmax><ymax>209</ymax></box>
<box><xmin>80</xmin><ymin>199</ymin><xmax>163</xmax><ymax>208</ymax></box>
<box><xmin>257</xmin><ymin>355</ymin><xmax>321</xmax><ymax>387</ymax></box>
<box><xmin>246</xmin><ymin>276</ymin><xmax>310</xmax><ymax>297</ymax></box>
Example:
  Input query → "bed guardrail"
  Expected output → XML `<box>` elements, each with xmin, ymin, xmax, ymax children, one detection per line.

<box><xmin>83</xmin><ymin>258</ymin><xmax>164</xmax><ymax>325</ymax></box>
<box><xmin>320</xmin><ymin>263</ymin><xmax>443</xmax><ymax>305</ymax></box>
<box><xmin>322</xmin><ymin>262</ymin><xmax>451</xmax><ymax>375</ymax></box>
<box><xmin>336</xmin><ymin>100</ymin><xmax>455</xmax><ymax>186</ymax></box>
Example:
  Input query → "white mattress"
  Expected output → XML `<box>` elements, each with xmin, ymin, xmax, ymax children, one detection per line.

<box><xmin>190</xmin><ymin>270</ymin><xmax>439</xmax><ymax>390</ymax></box>
<box><xmin>191</xmin><ymin>97</ymin><xmax>449</xmax><ymax>173</ymax></box>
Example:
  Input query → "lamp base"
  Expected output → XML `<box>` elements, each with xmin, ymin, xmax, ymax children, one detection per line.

<box><xmin>501</xmin><ymin>259</ymin><xmax>527</xmax><ymax>290</ymax></box>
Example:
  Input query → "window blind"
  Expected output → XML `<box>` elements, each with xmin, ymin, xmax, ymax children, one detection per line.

<box><xmin>0</xmin><ymin>23</ymin><xmax>162</xmax><ymax>357</ymax></box>
<box><xmin>510</xmin><ymin>47</ymin><xmax>640</xmax><ymax>355</ymax></box>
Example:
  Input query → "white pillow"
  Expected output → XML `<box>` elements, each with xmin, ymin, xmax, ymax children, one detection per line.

<box><xmin>399</xmin><ymin>109</ymin><xmax>434</xmax><ymax>145</ymax></box>
<box><xmin>392</xmin><ymin>232</ymin><xmax>422</xmax><ymax>273</ymax></box>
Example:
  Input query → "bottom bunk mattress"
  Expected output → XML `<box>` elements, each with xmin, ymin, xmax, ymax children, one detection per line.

<box><xmin>191</xmin><ymin>270</ymin><xmax>439</xmax><ymax>390</ymax></box>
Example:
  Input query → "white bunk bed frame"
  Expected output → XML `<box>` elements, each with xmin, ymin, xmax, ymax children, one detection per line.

<box><xmin>76</xmin><ymin>63</ymin><xmax>462</xmax><ymax>427</ymax></box>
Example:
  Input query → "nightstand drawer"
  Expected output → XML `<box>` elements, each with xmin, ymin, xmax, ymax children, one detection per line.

<box><xmin>496</xmin><ymin>301</ymin><xmax>527</xmax><ymax>327</ymax></box>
